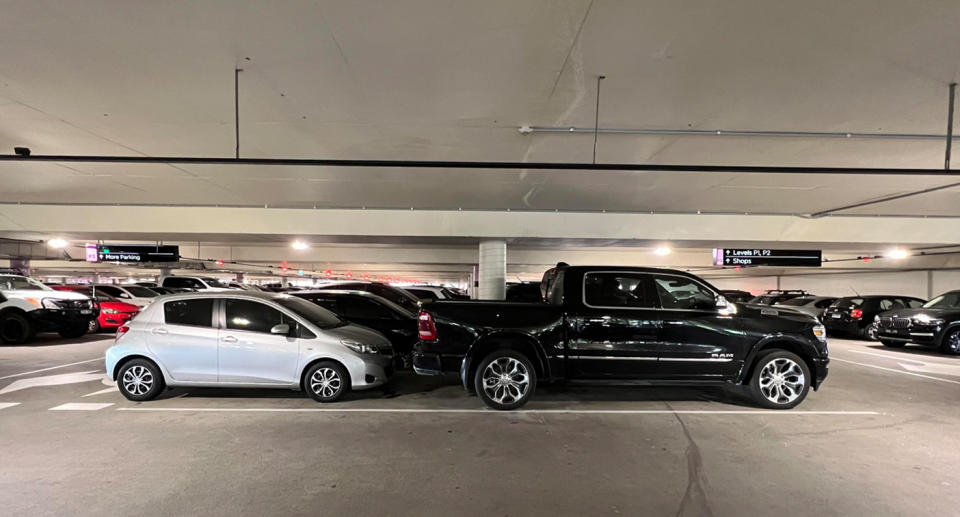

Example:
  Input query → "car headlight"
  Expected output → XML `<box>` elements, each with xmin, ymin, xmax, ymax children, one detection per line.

<box><xmin>340</xmin><ymin>339</ymin><xmax>382</xmax><ymax>354</ymax></box>
<box><xmin>812</xmin><ymin>324</ymin><xmax>827</xmax><ymax>342</ymax></box>
<box><xmin>101</xmin><ymin>308</ymin><xmax>119</xmax><ymax>314</ymax></box>
<box><xmin>41</xmin><ymin>298</ymin><xmax>62</xmax><ymax>309</ymax></box>
<box><xmin>874</xmin><ymin>315</ymin><xmax>880</xmax><ymax>322</ymax></box>
<box><xmin>913</xmin><ymin>314</ymin><xmax>944</xmax><ymax>325</ymax></box>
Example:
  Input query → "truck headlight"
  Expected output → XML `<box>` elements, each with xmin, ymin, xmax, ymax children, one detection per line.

<box><xmin>812</xmin><ymin>324</ymin><xmax>827</xmax><ymax>342</ymax></box>
<box><xmin>41</xmin><ymin>298</ymin><xmax>62</xmax><ymax>309</ymax></box>
<box><xmin>341</xmin><ymin>339</ymin><xmax>380</xmax><ymax>354</ymax></box>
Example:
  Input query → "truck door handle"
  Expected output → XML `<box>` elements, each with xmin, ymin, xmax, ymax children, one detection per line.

<box><xmin>221</xmin><ymin>335</ymin><xmax>237</xmax><ymax>343</ymax></box>
<box><xmin>151</xmin><ymin>328</ymin><xmax>168</xmax><ymax>335</ymax></box>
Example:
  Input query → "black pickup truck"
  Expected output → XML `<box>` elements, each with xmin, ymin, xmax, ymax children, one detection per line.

<box><xmin>413</xmin><ymin>264</ymin><xmax>829</xmax><ymax>410</ymax></box>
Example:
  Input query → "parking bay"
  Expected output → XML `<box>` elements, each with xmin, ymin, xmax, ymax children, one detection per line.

<box><xmin>1</xmin><ymin>337</ymin><xmax>958</xmax><ymax>516</ymax></box>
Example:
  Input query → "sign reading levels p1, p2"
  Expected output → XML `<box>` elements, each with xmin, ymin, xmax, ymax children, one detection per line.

<box><xmin>713</xmin><ymin>248</ymin><xmax>822</xmax><ymax>267</ymax></box>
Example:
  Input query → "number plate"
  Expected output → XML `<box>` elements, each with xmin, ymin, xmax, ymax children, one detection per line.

<box><xmin>830</xmin><ymin>313</ymin><xmax>841</xmax><ymax>318</ymax></box>
<box><xmin>80</xmin><ymin>310</ymin><xmax>92</xmax><ymax>314</ymax></box>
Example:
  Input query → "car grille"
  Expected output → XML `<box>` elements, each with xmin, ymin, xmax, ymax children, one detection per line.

<box><xmin>52</xmin><ymin>299</ymin><xmax>93</xmax><ymax>310</ymax></box>
<box><xmin>881</xmin><ymin>317</ymin><xmax>911</xmax><ymax>329</ymax></box>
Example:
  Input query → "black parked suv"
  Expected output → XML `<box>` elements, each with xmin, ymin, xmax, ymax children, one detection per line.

<box><xmin>874</xmin><ymin>290</ymin><xmax>960</xmax><ymax>354</ymax></box>
<box><xmin>823</xmin><ymin>295</ymin><xmax>925</xmax><ymax>340</ymax></box>
<box><xmin>749</xmin><ymin>290</ymin><xmax>810</xmax><ymax>305</ymax></box>
<box><xmin>414</xmin><ymin>265</ymin><xmax>828</xmax><ymax>410</ymax></box>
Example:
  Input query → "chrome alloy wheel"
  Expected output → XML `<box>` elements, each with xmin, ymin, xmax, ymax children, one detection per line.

<box><xmin>122</xmin><ymin>365</ymin><xmax>154</xmax><ymax>396</ymax></box>
<box><xmin>758</xmin><ymin>358</ymin><xmax>806</xmax><ymax>405</ymax></box>
<box><xmin>481</xmin><ymin>357</ymin><xmax>530</xmax><ymax>405</ymax></box>
<box><xmin>310</xmin><ymin>367</ymin><xmax>342</xmax><ymax>399</ymax></box>
<box><xmin>946</xmin><ymin>331</ymin><xmax>960</xmax><ymax>353</ymax></box>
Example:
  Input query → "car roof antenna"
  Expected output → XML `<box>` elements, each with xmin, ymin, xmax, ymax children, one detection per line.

<box><xmin>850</xmin><ymin>286</ymin><xmax>860</xmax><ymax>296</ymax></box>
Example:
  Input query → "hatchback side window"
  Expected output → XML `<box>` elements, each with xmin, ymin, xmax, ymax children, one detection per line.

<box><xmin>878</xmin><ymin>299</ymin><xmax>895</xmax><ymax>311</ymax></box>
<box><xmin>341</xmin><ymin>297</ymin><xmax>395</xmax><ymax>320</ymax></box>
<box><xmin>225</xmin><ymin>299</ymin><xmax>287</xmax><ymax>333</ymax></box>
<box><xmin>163</xmin><ymin>278</ymin><xmax>189</xmax><ymax>288</ymax></box>
<box><xmin>652</xmin><ymin>275</ymin><xmax>717</xmax><ymax>310</ymax></box>
<box><xmin>164</xmin><ymin>299</ymin><xmax>215</xmax><ymax>327</ymax></box>
<box><xmin>97</xmin><ymin>286</ymin><xmax>127</xmax><ymax>299</ymax></box>
<box><xmin>583</xmin><ymin>273</ymin><xmax>657</xmax><ymax>308</ymax></box>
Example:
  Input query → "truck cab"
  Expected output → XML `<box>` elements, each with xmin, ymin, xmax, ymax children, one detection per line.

<box><xmin>413</xmin><ymin>264</ymin><xmax>829</xmax><ymax>410</ymax></box>
<box><xmin>0</xmin><ymin>274</ymin><xmax>98</xmax><ymax>344</ymax></box>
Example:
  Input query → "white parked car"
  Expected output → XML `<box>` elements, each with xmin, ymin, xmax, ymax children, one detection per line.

<box><xmin>91</xmin><ymin>284</ymin><xmax>160</xmax><ymax>307</ymax></box>
<box><xmin>0</xmin><ymin>274</ymin><xmax>96</xmax><ymax>344</ymax></box>
<box><xmin>161</xmin><ymin>276</ymin><xmax>236</xmax><ymax>292</ymax></box>
<box><xmin>105</xmin><ymin>291</ymin><xmax>395</xmax><ymax>402</ymax></box>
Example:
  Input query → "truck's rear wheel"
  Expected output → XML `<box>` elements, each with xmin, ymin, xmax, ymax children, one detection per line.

<box><xmin>747</xmin><ymin>350</ymin><xmax>811</xmax><ymax>410</ymax></box>
<box><xmin>0</xmin><ymin>312</ymin><xmax>34</xmax><ymax>345</ymax></box>
<box><xmin>474</xmin><ymin>349</ymin><xmax>536</xmax><ymax>411</ymax></box>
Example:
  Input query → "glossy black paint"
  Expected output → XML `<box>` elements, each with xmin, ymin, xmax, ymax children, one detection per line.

<box><xmin>823</xmin><ymin>295</ymin><xmax>925</xmax><ymax>336</ymax></box>
<box><xmin>413</xmin><ymin>266</ymin><xmax>829</xmax><ymax>392</ymax></box>
<box><xmin>875</xmin><ymin>291</ymin><xmax>960</xmax><ymax>352</ymax></box>
<box><xmin>292</xmin><ymin>291</ymin><xmax>418</xmax><ymax>356</ymax></box>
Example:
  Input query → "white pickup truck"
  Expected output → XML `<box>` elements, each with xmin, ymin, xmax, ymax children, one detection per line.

<box><xmin>0</xmin><ymin>274</ymin><xmax>98</xmax><ymax>344</ymax></box>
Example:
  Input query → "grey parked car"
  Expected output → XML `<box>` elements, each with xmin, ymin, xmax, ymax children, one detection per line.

<box><xmin>773</xmin><ymin>296</ymin><xmax>838</xmax><ymax>321</ymax></box>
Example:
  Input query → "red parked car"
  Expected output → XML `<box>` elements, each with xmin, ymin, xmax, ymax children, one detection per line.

<box><xmin>49</xmin><ymin>285</ymin><xmax>140</xmax><ymax>333</ymax></box>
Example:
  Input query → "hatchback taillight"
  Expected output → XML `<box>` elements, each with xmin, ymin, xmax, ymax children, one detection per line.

<box><xmin>418</xmin><ymin>311</ymin><xmax>437</xmax><ymax>341</ymax></box>
<box><xmin>116</xmin><ymin>325</ymin><xmax>130</xmax><ymax>341</ymax></box>
<box><xmin>850</xmin><ymin>308</ymin><xmax>863</xmax><ymax>319</ymax></box>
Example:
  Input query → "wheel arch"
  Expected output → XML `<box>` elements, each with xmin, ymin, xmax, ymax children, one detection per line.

<box><xmin>299</xmin><ymin>357</ymin><xmax>352</xmax><ymax>392</ymax></box>
<box><xmin>937</xmin><ymin>323</ymin><xmax>960</xmax><ymax>350</ymax></box>
<box><xmin>112</xmin><ymin>354</ymin><xmax>163</xmax><ymax>382</ymax></box>
<box><xmin>738</xmin><ymin>337</ymin><xmax>818</xmax><ymax>385</ymax></box>
<box><xmin>460</xmin><ymin>331</ymin><xmax>549</xmax><ymax>392</ymax></box>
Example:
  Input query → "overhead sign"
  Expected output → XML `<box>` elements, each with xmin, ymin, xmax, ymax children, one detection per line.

<box><xmin>85</xmin><ymin>244</ymin><xmax>98</xmax><ymax>262</ymax></box>
<box><xmin>98</xmin><ymin>244</ymin><xmax>179</xmax><ymax>263</ymax></box>
<box><xmin>714</xmin><ymin>248</ymin><xmax>822</xmax><ymax>267</ymax></box>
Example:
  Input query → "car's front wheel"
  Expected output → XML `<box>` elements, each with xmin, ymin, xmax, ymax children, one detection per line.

<box><xmin>88</xmin><ymin>318</ymin><xmax>100</xmax><ymax>333</ymax></box>
<box><xmin>940</xmin><ymin>329</ymin><xmax>960</xmax><ymax>355</ymax></box>
<box><xmin>474</xmin><ymin>349</ymin><xmax>537</xmax><ymax>410</ymax></box>
<box><xmin>305</xmin><ymin>361</ymin><xmax>349</xmax><ymax>403</ymax></box>
<box><xmin>0</xmin><ymin>312</ymin><xmax>34</xmax><ymax>345</ymax></box>
<box><xmin>747</xmin><ymin>350</ymin><xmax>811</xmax><ymax>410</ymax></box>
<box><xmin>117</xmin><ymin>359</ymin><xmax>165</xmax><ymax>401</ymax></box>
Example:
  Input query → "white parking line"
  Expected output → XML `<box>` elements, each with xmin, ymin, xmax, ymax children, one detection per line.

<box><xmin>0</xmin><ymin>402</ymin><xmax>21</xmax><ymax>410</ymax></box>
<box><xmin>116</xmin><ymin>407</ymin><xmax>879</xmax><ymax>415</ymax></box>
<box><xmin>49</xmin><ymin>402</ymin><xmax>114</xmax><ymax>411</ymax></box>
<box><xmin>82</xmin><ymin>387</ymin><xmax>119</xmax><ymax>397</ymax></box>
<box><xmin>832</xmin><ymin>357</ymin><xmax>960</xmax><ymax>385</ymax></box>
<box><xmin>0</xmin><ymin>358</ymin><xmax>103</xmax><ymax>380</ymax></box>
<box><xmin>847</xmin><ymin>349</ymin><xmax>960</xmax><ymax>365</ymax></box>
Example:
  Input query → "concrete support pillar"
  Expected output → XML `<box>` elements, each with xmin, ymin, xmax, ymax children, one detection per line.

<box><xmin>235</xmin><ymin>272</ymin><xmax>244</xmax><ymax>283</ymax></box>
<box><xmin>477</xmin><ymin>240</ymin><xmax>506</xmax><ymax>300</ymax></box>
<box><xmin>158</xmin><ymin>267</ymin><xmax>172</xmax><ymax>282</ymax></box>
<box><xmin>281</xmin><ymin>276</ymin><xmax>289</xmax><ymax>288</ymax></box>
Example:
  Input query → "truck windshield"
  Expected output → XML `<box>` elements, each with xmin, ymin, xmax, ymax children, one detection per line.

<box><xmin>0</xmin><ymin>275</ymin><xmax>51</xmax><ymax>291</ymax></box>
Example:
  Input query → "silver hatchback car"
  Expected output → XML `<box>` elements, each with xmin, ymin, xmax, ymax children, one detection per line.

<box><xmin>105</xmin><ymin>291</ymin><xmax>394</xmax><ymax>402</ymax></box>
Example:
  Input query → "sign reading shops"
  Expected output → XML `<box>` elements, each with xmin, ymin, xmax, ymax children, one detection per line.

<box><xmin>97</xmin><ymin>244</ymin><xmax>180</xmax><ymax>263</ymax></box>
<box><xmin>713</xmin><ymin>248</ymin><xmax>822</xmax><ymax>267</ymax></box>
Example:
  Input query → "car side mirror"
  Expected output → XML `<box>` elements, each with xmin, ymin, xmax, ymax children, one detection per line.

<box><xmin>270</xmin><ymin>323</ymin><xmax>291</xmax><ymax>335</ymax></box>
<box><xmin>715</xmin><ymin>295</ymin><xmax>728</xmax><ymax>309</ymax></box>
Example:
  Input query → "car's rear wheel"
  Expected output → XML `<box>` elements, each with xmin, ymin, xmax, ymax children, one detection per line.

<box><xmin>748</xmin><ymin>350</ymin><xmax>811</xmax><ymax>410</ymax></box>
<box><xmin>474</xmin><ymin>349</ymin><xmax>537</xmax><ymax>411</ymax></box>
<box><xmin>305</xmin><ymin>361</ymin><xmax>349</xmax><ymax>402</ymax></box>
<box><xmin>58</xmin><ymin>323</ymin><xmax>88</xmax><ymax>339</ymax></box>
<box><xmin>88</xmin><ymin>318</ymin><xmax>100</xmax><ymax>333</ymax></box>
<box><xmin>0</xmin><ymin>312</ymin><xmax>34</xmax><ymax>345</ymax></box>
<box><xmin>117</xmin><ymin>359</ymin><xmax>165</xmax><ymax>401</ymax></box>
<box><xmin>880</xmin><ymin>340</ymin><xmax>906</xmax><ymax>348</ymax></box>
<box><xmin>940</xmin><ymin>329</ymin><xmax>960</xmax><ymax>355</ymax></box>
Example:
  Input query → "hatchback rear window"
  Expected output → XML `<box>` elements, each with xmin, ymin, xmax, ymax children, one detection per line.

<box><xmin>164</xmin><ymin>299</ymin><xmax>214</xmax><ymax>327</ymax></box>
<box><xmin>833</xmin><ymin>298</ymin><xmax>864</xmax><ymax>309</ymax></box>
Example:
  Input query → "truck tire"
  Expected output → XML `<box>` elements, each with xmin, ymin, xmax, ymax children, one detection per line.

<box><xmin>747</xmin><ymin>350</ymin><xmax>811</xmax><ymax>410</ymax></box>
<box><xmin>0</xmin><ymin>312</ymin><xmax>34</xmax><ymax>345</ymax></box>
<box><xmin>474</xmin><ymin>349</ymin><xmax>537</xmax><ymax>411</ymax></box>
<box><xmin>58</xmin><ymin>323</ymin><xmax>88</xmax><ymax>339</ymax></box>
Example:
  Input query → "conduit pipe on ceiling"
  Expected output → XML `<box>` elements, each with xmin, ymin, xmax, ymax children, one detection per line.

<box><xmin>518</xmin><ymin>126</ymin><xmax>957</xmax><ymax>141</ymax></box>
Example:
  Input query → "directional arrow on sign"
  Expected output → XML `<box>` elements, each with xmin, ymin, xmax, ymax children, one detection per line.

<box><xmin>0</xmin><ymin>370</ymin><xmax>105</xmax><ymax>395</ymax></box>
<box><xmin>899</xmin><ymin>361</ymin><xmax>960</xmax><ymax>377</ymax></box>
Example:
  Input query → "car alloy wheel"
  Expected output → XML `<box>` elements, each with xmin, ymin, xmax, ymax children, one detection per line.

<box><xmin>758</xmin><ymin>357</ymin><xmax>806</xmax><ymax>405</ymax></box>
<box><xmin>481</xmin><ymin>357</ymin><xmax>530</xmax><ymax>406</ymax></box>
<box><xmin>122</xmin><ymin>365</ymin><xmax>154</xmax><ymax>396</ymax></box>
<box><xmin>88</xmin><ymin>319</ymin><xmax>100</xmax><ymax>333</ymax></box>
<box><xmin>943</xmin><ymin>330</ymin><xmax>960</xmax><ymax>355</ymax></box>
<box><xmin>310</xmin><ymin>367</ymin><xmax>343</xmax><ymax>400</ymax></box>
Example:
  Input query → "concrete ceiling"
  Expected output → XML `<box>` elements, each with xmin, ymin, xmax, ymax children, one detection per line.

<box><xmin>1</xmin><ymin>1</ymin><xmax>960</xmax><ymax>218</ymax></box>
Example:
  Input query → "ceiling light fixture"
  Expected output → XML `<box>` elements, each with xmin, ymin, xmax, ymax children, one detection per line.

<box><xmin>653</xmin><ymin>246</ymin><xmax>671</xmax><ymax>256</ymax></box>
<box><xmin>885</xmin><ymin>248</ymin><xmax>910</xmax><ymax>260</ymax></box>
<box><xmin>291</xmin><ymin>241</ymin><xmax>309</xmax><ymax>250</ymax></box>
<box><xmin>47</xmin><ymin>238</ymin><xmax>68</xmax><ymax>249</ymax></box>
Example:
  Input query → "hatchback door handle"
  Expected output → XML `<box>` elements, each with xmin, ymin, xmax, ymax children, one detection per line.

<box><xmin>221</xmin><ymin>336</ymin><xmax>237</xmax><ymax>343</ymax></box>
<box><xmin>152</xmin><ymin>328</ymin><xmax>168</xmax><ymax>335</ymax></box>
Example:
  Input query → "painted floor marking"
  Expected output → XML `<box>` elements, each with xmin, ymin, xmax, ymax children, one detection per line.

<box><xmin>49</xmin><ymin>402</ymin><xmax>114</xmax><ymax>411</ymax></box>
<box><xmin>116</xmin><ymin>407</ymin><xmax>879</xmax><ymax>415</ymax></box>
<box><xmin>0</xmin><ymin>402</ymin><xmax>21</xmax><ymax>410</ymax></box>
<box><xmin>82</xmin><ymin>387</ymin><xmax>119</xmax><ymax>397</ymax></box>
<box><xmin>0</xmin><ymin>358</ymin><xmax>103</xmax><ymax>380</ymax></box>
<box><xmin>0</xmin><ymin>371</ymin><xmax>105</xmax><ymax>395</ymax></box>
<box><xmin>832</xmin><ymin>357</ymin><xmax>960</xmax><ymax>385</ymax></box>
<box><xmin>847</xmin><ymin>348</ymin><xmax>960</xmax><ymax>365</ymax></box>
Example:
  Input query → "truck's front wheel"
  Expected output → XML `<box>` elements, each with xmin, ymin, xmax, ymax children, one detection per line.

<box><xmin>0</xmin><ymin>312</ymin><xmax>34</xmax><ymax>345</ymax></box>
<box><xmin>474</xmin><ymin>349</ymin><xmax>536</xmax><ymax>410</ymax></box>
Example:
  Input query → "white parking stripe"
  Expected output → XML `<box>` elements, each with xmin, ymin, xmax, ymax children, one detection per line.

<box><xmin>82</xmin><ymin>387</ymin><xmax>119</xmax><ymax>397</ymax></box>
<box><xmin>49</xmin><ymin>403</ymin><xmax>114</xmax><ymax>411</ymax></box>
<box><xmin>0</xmin><ymin>402</ymin><xmax>21</xmax><ymax>410</ymax></box>
<box><xmin>847</xmin><ymin>349</ymin><xmax>960</xmax><ymax>365</ymax></box>
<box><xmin>0</xmin><ymin>358</ymin><xmax>104</xmax><ymax>380</ymax></box>
<box><xmin>116</xmin><ymin>407</ymin><xmax>879</xmax><ymax>415</ymax></box>
<box><xmin>832</xmin><ymin>357</ymin><xmax>960</xmax><ymax>385</ymax></box>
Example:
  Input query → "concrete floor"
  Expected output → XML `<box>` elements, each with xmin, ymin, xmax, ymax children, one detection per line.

<box><xmin>1</xmin><ymin>335</ymin><xmax>959</xmax><ymax>516</ymax></box>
